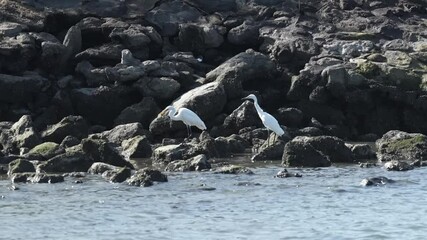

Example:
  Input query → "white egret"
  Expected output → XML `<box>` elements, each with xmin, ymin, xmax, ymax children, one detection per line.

<box><xmin>164</xmin><ymin>106</ymin><xmax>207</xmax><ymax>138</ymax></box>
<box><xmin>242</xmin><ymin>94</ymin><xmax>285</xmax><ymax>146</ymax></box>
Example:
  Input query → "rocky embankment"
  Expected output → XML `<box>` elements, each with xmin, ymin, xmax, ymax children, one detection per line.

<box><xmin>0</xmin><ymin>0</ymin><xmax>426</xmax><ymax>186</ymax></box>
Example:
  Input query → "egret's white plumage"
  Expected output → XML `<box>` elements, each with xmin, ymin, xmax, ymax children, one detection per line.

<box><xmin>242</xmin><ymin>94</ymin><xmax>285</xmax><ymax>137</ymax></box>
<box><xmin>165</xmin><ymin>106</ymin><xmax>206</xmax><ymax>137</ymax></box>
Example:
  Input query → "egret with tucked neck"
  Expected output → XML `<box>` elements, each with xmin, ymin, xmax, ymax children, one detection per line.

<box><xmin>242</xmin><ymin>94</ymin><xmax>285</xmax><ymax>146</ymax></box>
<box><xmin>164</xmin><ymin>105</ymin><xmax>207</xmax><ymax>138</ymax></box>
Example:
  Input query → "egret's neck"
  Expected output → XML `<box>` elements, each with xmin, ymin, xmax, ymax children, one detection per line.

<box><xmin>252</xmin><ymin>99</ymin><xmax>264</xmax><ymax>117</ymax></box>
<box><xmin>168</xmin><ymin>108</ymin><xmax>178</xmax><ymax>120</ymax></box>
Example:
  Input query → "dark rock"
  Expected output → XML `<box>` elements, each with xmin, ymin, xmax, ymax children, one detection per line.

<box><xmin>10</xmin><ymin>173</ymin><xmax>35</xmax><ymax>183</ymax></box>
<box><xmin>359</xmin><ymin>162</ymin><xmax>378</xmax><ymax>168</ymax></box>
<box><xmin>134</xmin><ymin>77</ymin><xmax>181</xmax><ymax>100</ymax></box>
<box><xmin>41</xmin><ymin>116</ymin><xmax>89</xmax><ymax>143</ymax></box>
<box><xmin>152</xmin><ymin>144</ymin><xmax>190</xmax><ymax>165</ymax></box>
<box><xmin>102</xmin><ymin>167</ymin><xmax>132</xmax><ymax>183</ymax></box>
<box><xmin>227</xmin><ymin>21</ymin><xmax>261</xmax><ymax>47</ymax></box>
<box><xmin>28</xmin><ymin>173</ymin><xmax>64</xmax><ymax>183</ymax></box>
<box><xmin>219</xmin><ymin>101</ymin><xmax>263</xmax><ymax>136</ymax></box>
<box><xmin>361</xmin><ymin>176</ymin><xmax>395</xmax><ymax>186</ymax></box>
<box><xmin>7</xmin><ymin>159</ymin><xmax>35</xmax><ymax>176</ymax></box>
<box><xmin>11</xmin><ymin>115</ymin><xmax>41</xmax><ymax>150</ymax></box>
<box><xmin>251</xmin><ymin>133</ymin><xmax>290</xmax><ymax>161</ymax></box>
<box><xmin>348</xmin><ymin>143</ymin><xmax>376</xmax><ymax>160</ymax></box>
<box><xmin>60</xmin><ymin>135</ymin><xmax>81</xmax><ymax>149</ymax></box>
<box><xmin>75</xmin><ymin>43</ymin><xmax>124</xmax><ymax>66</ymax></box>
<box><xmin>0</xmin><ymin>73</ymin><xmax>49</xmax><ymax>103</ymax></box>
<box><xmin>384</xmin><ymin>160</ymin><xmax>414</xmax><ymax>171</ymax></box>
<box><xmin>176</xmin><ymin>23</ymin><xmax>225</xmax><ymax>53</ymax></box>
<box><xmin>37</xmin><ymin>150</ymin><xmax>93</xmax><ymax>173</ymax></box>
<box><xmin>0</xmin><ymin>22</ymin><xmax>25</xmax><ymax>37</ymax></box>
<box><xmin>0</xmin><ymin>33</ymin><xmax>37</xmax><ymax>73</ymax></box>
<box><xmin>81</xmin><ymin>138</ymin><xmax>134</xmax><ymax>169</ymax></box>
<box><xmin>276</xmin><ymin>107</ymin><xmax>304</xmax><ymax>128</ymax></box>
<box><xmin>165</xmin><ymin>154</ymin><xmax>211</xmax><ymax>172</ymax></box>
<box><xmin>275</xmin><ymin>168</ymin><xmax>302</xmax><ymax>178</ymax></box>
<box><xmin>96</xmin><ymin>122</ymin><xmax>150</xmax><ymax>146</ymax></box>
<box><xmin>114</xmin><ymin>97</ymin><xmax>161</xmax><ymax>128</ymax></box>
<box><xmin>26</xmin><ymin>142</ymin><xmax>65</xmax><ymax>160</ymax></box>
<box><xmin>88</xmin><ymin>162</ymin><xmax>118</xmax><ymax>175</ymax></box>
<box><xmin>376</xmin><ymin>130</ymin><xmax>427</xmax><ymax>162</ymax></box>
<box><xmin>282</xmin><ymin>137</ymin><xmax>332</xmax><ymax>168</ymax></box>
<box><xmin>126</xmin><ymin>168</ymin><xmax>168</xmax><ymax>187</ymax></box>
<box><xmin>69</xmin><ymin>85</ymin><xmax>139</xmax><ymax>127</ymax></box>
<box><xmin>184</xmin><ymin>0</ymin><xmax>236</xmax><ymax>13</ymax></box>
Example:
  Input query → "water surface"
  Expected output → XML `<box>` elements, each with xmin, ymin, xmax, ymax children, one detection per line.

<box><xmin>1</xmin><ymin>159</ymin><xmax>426</xmax><ymax>240</ymax></box>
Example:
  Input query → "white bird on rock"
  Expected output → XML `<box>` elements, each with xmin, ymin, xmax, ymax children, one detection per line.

<box><xmin>164</xmin><ymin>106</ymin><xmax>207</xmax><ymax>138</ymax></box>
<box><xmin>242</xmin><ymin>94</ymin><xmax>285</xmax><ymax>146</ymax></box>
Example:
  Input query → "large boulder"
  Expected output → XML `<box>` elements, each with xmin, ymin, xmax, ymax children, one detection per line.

<box><xmin>282</xmin><ymin>136</ymin><xmax>354</xmax><ymax>167</ymax></box>
<box><xmin>121</xmin><ymin>135</ymin><xmax>152</xmax><ymax>159</ymax></box>
<box><xmin>0</xmin><ymin>33</ymin><xmax>37</xmax><ymax>73</ymax></box>
<box><xmin>69</xmin><ymin>85</ymin><xmax>139</xmax><ymax>127</ymax></box>
<box><xmin>37</xmin><ymin>150</ymin><xmax>93</xmax><ymax>173</ymax></box>
<box><xmin>10</xmin><ymin>115</ymin><xmax>41</xmax><ymax>150</ymax></box>
<box><xmin>41</xmin><ymin>115</ymin><xmax>89</xmax><ymax>143</ymax></box>
<box><xmin>88</xmin><ymin>162</ymin><xmax>119</xmax><ymax>175</ymax></box>
<box><xmin>0</xmin><ymin>73</ymin><xmax>49</xmax><ymax>103</ymax></box>
<box><xmin>96</xmin><ymin>122</ymin><xmax>150</xmax><ymax>146</ymax></box>
<box><xmin>102</xmin><ymin>167</ymin><xmax>132</xmax><ymax>183</ymax></box>
<box><xmin>114</xmin><ymin>97</ymin><xmax>161</xmax><ymax>128</ymax></box>
<box><xmin>7</xmin><ymin>159</ymin><xmax>35</xmax><ymax>176</ymax></box>
<box><xmin>133</xmin><ymin>76</ymin><xmax>181</xmax><ymax>100</ymax></box>
<box><xmin>149</xmin><ymin>81</ymin><xmax>226</xmax><ymax>136</ymax></box>
<box><xmin>81</xmin><ymin>137</ymin><xmax>135</xmax><ymax>168</ymax></box>
<box><xmin>126</xmin><ymin>168</ymin><xmax>168</xmax><ymax>187</ymax></box>
<box><xmin>218</xmin><ymin>101</ymin><xmax>263</xmax><ymax>136</ymax></box>
<box><xmin>204</xmin><ymin>49</ymin><xmax>277</xmax><ymax>99</ymax></box>
<box><xmin>376</xmin><ymin>130</ymin><xmax>427</xmax><ymax>162</ymax></box>
<box><xmin>165</xmin><ymin>154</ymin><xmax>211</xmax><ymax>172</ymax></box>
<box><xmin>26</xmin><ymin>142</ymin><xmax>65</xmax><ymax>160</ymax></box>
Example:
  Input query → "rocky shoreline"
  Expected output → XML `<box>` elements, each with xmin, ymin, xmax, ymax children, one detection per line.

<box><xmin>0</xmin><ymin>0</ymin><xmax>426</xmax><ymax>187</ymax></box>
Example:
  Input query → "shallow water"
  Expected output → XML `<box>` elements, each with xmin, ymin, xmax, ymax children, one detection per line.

<box><xmin>1</xmin><ymin>158</ymin><xmax>427</xmax><ymax>240</ymax></box>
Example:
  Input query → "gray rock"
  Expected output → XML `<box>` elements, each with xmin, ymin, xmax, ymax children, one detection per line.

<box><xmin>282</xmin><ymin>137</ymin><xmax>332</xmax><ymax>168</ymax></box>
<box><xmin>28</xmin><ymin>173</ymin><xmax>64</xmax><ymax>183</ymax></box>
<box><xmin>384</xmin><ymin>160</ymin><xmax>414</xmax><ymax>171</ymax></box>
<box><xmin>0</xmin><ymin>22</ymin><xmax>24</xmax><ymax>37</ymax></box>
<box><xmin>75</xmin><ymin>43</ymin><xmax>124</xmax><ymax>66</ymax></box>
<box><xmin>360</xmin><ymin>176</ymin><xmax>395</xmax><ymax>186</ymax></box>
<box><xmin>60</xmin><ymin>135</ymin><xmax>81</xmax><ymax>149</ymax></box>
<box><xmin>134</xmin><ymin>77</ymin><xmax>180</xmax><ymax>99</ymax></box>
<box><xmin>81</xmin><ymin>138</ymin><xmax>134</xmax><ymax>169</ymax></box>
<box><xmin>214</xmin><ymin>164</ymin><xmax>254</xmax><ymax>174</ymax></box>
<box><xmin>88</xmin><ymin>162</ymin><xmax>118</xmax><ymax>175</ymax></box>
<box><xmin>96</xmin><ymin>122</ymin><xmax>150</xmax><ymax>146</ymax></box>
<box><xmin>183</xmin><ymin>0</ymin><xmax>236</xmax><ymax>13</ymax></box>
<box><xmin>7</xmin><ymin>159</ymin><xmax>35</xmax><ymax>176</ymax></box>
<box><xmin>165</xmin><ymin>154</ymin><xmax>211</xmax><ymax>172</ymax></box>
<box><xmin>75</xmin><ymin>61</ymin><xmax>113</xmax><ymax>87</ymax></box>
<box><xmin>0</xmin><ymin>33</ymin><xmax>37</xmax><ymax>73</ymax></box>
<box><xmin>376</xmin><ymin>130</ymin><xmax>427</xmax><ymax>162</ymax></box>
<box><xmin>11</xmin><ymin>115</ymin><xmax>41</xmax><ymax>150</ymax></box>
<box><xmin>152</xmin><ymin>144</ymin><xmax>189</xmax><ymax>165</ymax></box>
<box><xmin>251</xmin><ymin>133</ymin><xmax>290</xmax><ymax>161</ymax></box>
<box><xmin>26</xmin><ymin>142</ymin><xmax>65</xmax><ymax>160</ymax></box>
<box><xmin>126</xmin><ymin>168</ymin><xmax>168</xmax><ymax>187</ymax></box>
<box><xmin>227</xmin><ymin>21</ymin><xmax>260</xmax><ymax>46</ymax></box>
<box><xmin>176</xmin><ymin>23</ymin><xmax>225</xmax><ymax>51</ymax></box>
<box><xmin>37</xmin><ymin>150</ymin><xmax>93</xmax><ymax>173</ymax></box>
<box><xmin>102</xmin><ymin>167</ymin><xmax>132</xmax><ymax>183</ymax></box>
<box><xmin>275</xmin><ymin>168</ymin><xmax>302</xmax><ymax>178</ymax></box>
<box><xmin>219</xmin><ymin>101</ymin><xmax>263</xmax><ymax>136</ymax></box>
<box><xmin>115</xmin><ymin>64</ymin><xmax>145</xmax><ymax>83</ymax></box>
<box><xmin>121</xmin><ymin>135</ymin><xmax>152</xmax><ymax>159</ymax></box>
<box><xmin>120</xmin><ymin>49</ymin><xmax>141</xmax><ymax>66</ymax></box>
<box><xmin>347</xmin><ymin>143</ymin><xmax>376</xmax><ymax>160</ymax></box>
<box><xmin>41</xmin><ymin>116</ymin><xmax>89</xmax><ymax>143</ymax></box>
<box><xmin>40</xmin><ymin>41</ymin><xmax>67</xmax><ymax>72</ymax></box>
<box><xmin>276</xmin><ymin>108</ymin><xmax>304</xmax><ymax>128</ymax></box>
<box><xmin>322</xmin><ymin>64</ymin><xmax>349</xmax><ymax>98</ymax></box>
<box><xmin>62</xmin><ymin>25</ymin><xmax>82</xmax><ymax>62</ymax></box>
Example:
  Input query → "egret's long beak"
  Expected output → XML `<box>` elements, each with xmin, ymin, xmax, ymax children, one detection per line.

<box><xmin>241</xmin><ymin>97</ymin><xmax>249</xmax><ymax>101</ymax></box>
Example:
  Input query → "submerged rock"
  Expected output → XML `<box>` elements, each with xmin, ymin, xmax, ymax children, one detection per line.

<box><xmin>213</xmin><ymin>164</ymin><xmax>254</xmax><ymax>174</ymax></box>
<box><xmin>384</xmin><ymin>160</ymin><xmax>414</xmax><ymax>171</ymax></box>
<box><xmin>275</xmin><ymin>169</ymin><xmax>302</xmax><ymax>178</ymax></box>
<box><xmin>8</xmin><ymin>159</ymin><xmax>35</xmax><ymax>176</ymax></box>
<box><xmin>361</xmin><ymin>177</ymin><xmax>395</xmax><ymax>186</ymax></box>
<box><xmin>165</xmin><ymin>154</ymin><xmax>211</xmax><ymax>172</ymax></box>
<box><xmin>126</xmin><ymin>168</ymin><xmax>168</xmax><ymax>187</ymax></box>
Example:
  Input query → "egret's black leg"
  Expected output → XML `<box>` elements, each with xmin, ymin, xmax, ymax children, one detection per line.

<box><xmin>267</xmin><ymin>129</ymin><xmax>270</xmax><ymax>147</ymax></box>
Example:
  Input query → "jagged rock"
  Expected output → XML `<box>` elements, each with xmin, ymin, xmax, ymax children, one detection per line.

<box><xmin>228</xmin><ymin>20</ymin><xmax>260</xmax><ymax>47</ymax></box>
<box><xmin>41</xmin><ymin>116</ymin><xmax>89</xmax><ymax>143</ymax></box>
<box><xmin>60</xmin><ymin>135</ymin><xmax>81</xmax><ymax>149</ymax></box>
<box><xmin>0</xmin><ymin>73</ymin><xmax>49</xmax><ymax>103</ymax></box>
<box><xmin>121</xmin><ymin>135</ymin><xmax>152</xmax><ymax>159</ymax></box>
<box><xmin>102</xmin><ymin>167</ymin><xmax>132</xmax><ymax>183</ymax></box>
<box><xmin>114</xmin><ymin>97</ymin><xmax>161</xmax><ymax>128</ymax></box>
<box><xmin>165</xmin><ymin>154</ymin><xmax>211</xmax><ymax>172</ymax></box>
<box><xmin>126</xmin><ymin>168</ymin><xmax>168</xmax><ymax>187</ymax></box>
<box><xmin>282</xmin><ymin>137</ymin><xmax>331</xmax><ymax>168</ymax></box>
<box><xmin>0</xmin><ymin>33</ymin><xmax>37</xmax><ymax>73</ymax></box>
<box><xmin>176</xmin><ymin>23</ymin><xmax>225</xmax><ymax>52</ymax></box>
<box><xmin>120</xmin><ymin>49</ymin><xmax>141</xmax><ymax>66</ymax></box>
<box><xmin>276</xmin><ymin>107</ymin><xmax>304</xmax><ymax>128</ymax></box>
<box><xmin>88</xmin><ymin>162</ymin><xmax>118</xmax><ymax>175</ymax></box>
<box><xmin>152</xmin><ymin>144</ymin><xmax>189</xmax><ymax>165</ymax></box>
<box><xmin>134</xmin><ymin>76</ymin><xmax>180</xmax><ymax>99</ymax></box>
<box><xmin>96</xmin><ymin>122</ymin><xmax>150</xmax><ymax>146</ymax></box>
<box><xmin>75</xmin><ymin>43</ymin><xmax>124</xmax><ymax>66</ymax></box>
<box><xmin>347</xmin><ymin>143</ymin><xmax>376</xmax><ymax>160</ymax></box>
<box><xmin>7</xmin><ymin>159</ymin><xmax>35</xmax><ymax>176</ymax></box>
<box><xmin>37</xmin><ymin>150</ymin><xmax>93</xmax><ymax>173</ymax></box>
<box><xmin>26</xmin><ymin>142</ymin><xmax>65</xmax><ymax>160</ymax></box>
<box><xmin>28</xmin><ymin>173</ymin><xmax>64</xmax><ymax>183</ymax></box>
<box><xmin>384</xmin><ymin>160</ymin><xmax>414</xmax><ymax>171</ymax></box>
<box><xmin>251</xmin><ymin>133</ymin><xmax>290</xmax><ymax>161</ymax></box>
<box><xmin>218</xmin><ymin>101</ymin><xmax>263</xmax><ymax>136</ymax></box>
<box><xmin>376</xmin><ymin>130</ymin><xmax>427</xmax><ymax>162</ymax></box>
<box><xmin>69</xmin><ymin>85</ymin><xmax>139</xmax><ymax>127</ymax></box>
<box><xmin>275</xmin><ymin>169</ymin><xmax>302</xmax><ymax>178</ymax></box>
<box><xmin>11</xmin><ymin>115</ymin><xmax>41</xmax><ymax>150</ymax></box>
<box><xmin>81</xmin><ymin>137</ymin><xmax>134</xmax><ymax>168</ymax></box>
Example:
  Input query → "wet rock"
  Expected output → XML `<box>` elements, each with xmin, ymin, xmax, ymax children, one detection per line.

<box><xmin>361</xmin><ymin>176</ymin><xmax>395</xmax><ymax>186</ymax></box>
<box><xmin>282</xmin><ymin>137</ymin><xmax>331</xmax><ymax>168</ymax></box>
<box><xmin>114</xmin><ymin>97</ymin><xmax>161</xmax><ymax>128</ymax></box>
<box><xmin>7</xmin><ymin>159</ymin><xmax>35</xmax><ymax>176</ymax></box>
<box><xmin>102</xmin><ymin>167</ymin><xmax>132</xmax><ymax>183</ymax></box>
<box><xmin>218</xmin><ymin>101</ymin><xmax>263</xmax><ymax>136</ymax></box>
<box><xmin>0</xmin><ymin>73</ymin><xmax>49</xmax><ymax>103</ymax></box>
<box><xmin>275</xmin><ymin>169</ymin><xmax>302</xmax><ymax>178</ymax></box>
<box><xmin>359</xmin><ymin>162</ymin><xmax>378</xmax><ymax>168</ymax></box>
<box><xmin>251</xmin><ymin>135</ymin><xmax>288</xmax><ymax>162</ymax></box>
<box><xmin>88</xmin><ymin>162</ymin><xmax>118</xmax><ymax>175</ymax></box>
<box><xmin>41</xmin><ymin>116</ymin><xmax>89</xmax><ymax>143</ymax></box>
<box><xmin>69</xmin><ymin>85</ymin><xmax>139</xmax><ymax>127</ymax></box>
<box><xmin>126</xmin><ymin>168</ymin><xmax>168</xmax><ymax>187</ymax></box>
<box><xmin>81</xmin><ymin>138</ymin><xmax>134</xmax><ymax>169</ymax></box>
<box><xmin>152</xmin><ymin>144</ymin><xmax>190</xmax><ymax>165</ymax></box>
<box><xmin>347</xmin><ymin>143</ymin><xmax>376</xmax><ymax>160</ymax></box>
<box><xmin>276</xmin><ymin>108</ymin><xmax>304</xmax><ymax>128</ymax></box>
<box><xmin>376</xmin><ymin>130</ymin><xmax>427</xmax><ymax>162</ymax></box>
<box><xmin>63</xmin><ymin>172</ymin><xmax>86</xmax><ymax>178</ymax></box>
<box><xmin>37</xmin><ymin>150</ymin><xmax>93</xmax><ymax>173</ymax></box>
<box><xmin>28</xmin><ymin>173</ymin><xmax>64</xmax><ymax>183</ymax></box>
<box><xmin>0</xmin><ymin>22</ymin><xmax>25</xmax><ymax>37</ymax></box>
<box><xmin>121</xmin><ymin>135</ymin><xmax>152</xmax><ymax>159</ymax></box>
<box><xmin>10</xmin><ymin>173</ymin><xmax>35</xmax><ymax>183</ymax></box>
<box><xmin>214</xmin><ymin>134</ymin><xmax>248</xmax><ymax>156</ymax></box>
<box><xmin>214</xmin><ymin>164</ymin><xmax>254</xmax><ymax>175</ymax></box>
<box><xmin>384</xmin><ymin>160</ymin><xmax>414</xmax><ymax>171</ymax></box>
<box><xmin>26</xmin><ymin>142</ymin><xmax>65</xmax><ymax>160</ymax></box>
<box><xmin>165</xmin><ymin>154</ymin><xmax>211</xmax><ymax>172</ymax></box>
